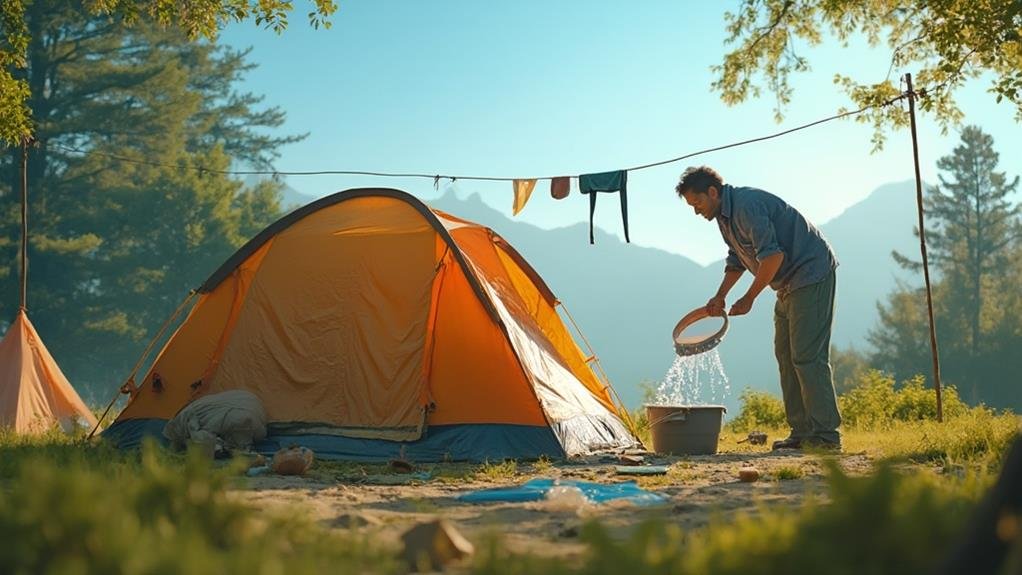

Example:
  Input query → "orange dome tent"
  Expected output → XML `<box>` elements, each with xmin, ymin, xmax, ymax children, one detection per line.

<box><xmin>103</xmin><ymin>188</ymin><xmax>638</xmax><ymax>461</ymax></box>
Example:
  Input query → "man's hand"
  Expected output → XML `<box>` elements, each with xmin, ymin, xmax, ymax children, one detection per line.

<box><xmin>706</xmin><ymin>295</ymin><xmax>726</xmax><ymax>316</ymax></box>
<box><xmin>729</xmin><ymin>294</ymin><xmax>756</xmax><ymax>316</ymax></box>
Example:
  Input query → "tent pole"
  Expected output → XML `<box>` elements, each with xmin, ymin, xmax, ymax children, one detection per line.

<box><xmin>19</xmin><ymin>140</ymin><xmax>29</xmax><ymax>311</ymax></box>
<box><xmin>905</xmin><ymin>73</ymin><xmax>944</xmax><ymax>422</ymax></box>
<box><xmin>558</xmin><ymin>301</ymin><xmax>639</xmax><ymax>436</ymax></box>
<box><xmin>86</xmin><ymin>289</ymin><xmax>198</xmax><ymax>440</ymax></box>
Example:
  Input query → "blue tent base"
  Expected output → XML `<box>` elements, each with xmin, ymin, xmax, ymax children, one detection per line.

<box><xmin>459</xmin><ymin>478</ymin><xmax>667</xmax><ymax>507</ymax></box>
<box><xmin>101</xmin><ymin>418</ymin><xmax>566</xmax><ymax>462</ymax></box>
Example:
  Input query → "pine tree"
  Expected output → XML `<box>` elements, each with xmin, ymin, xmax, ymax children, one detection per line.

<box><xmin>867</xmin><ymin>283</ymin><xmax>936</xmax><ymax>385</ymax></box>
<box><xmin>0</xmin><ymin>2</ymin><xmax>299</xmax><ymax>397</ymax></box>
<box><xmin>874</xmin><ymin>126</ymin><xmax>1020</xmax><ymax>406</ymax></box>
<box><xmin>923</xmin><ymin>127</ymin><xmax>1020</xmax><ymax>359</ymax></box>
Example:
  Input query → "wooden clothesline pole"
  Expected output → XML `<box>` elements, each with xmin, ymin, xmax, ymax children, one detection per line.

<box><xmin>20</xmin><ymin>139</ymin><xmax>29</xmax><ymax>311</ymax></box>
<box><xmin>904</xmin><ymin>72</ymin><xmax>944</xmax><ymax>423</ymax></box>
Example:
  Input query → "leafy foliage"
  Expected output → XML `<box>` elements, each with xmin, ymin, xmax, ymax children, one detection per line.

<box><xmin>839</xmin><ymin>370</ymin><xmax>968</xmax><ymax>430</ymax></box>
<box><xmin>727</xmin><ymin>387</ymin><xmax>787</xmax><ymax>432</ymax></box>
<box><xmin>1</xmin><ymin>0</ymin><xmax>337</xmax><ymax>145</ymax></box>
<box><xmin>713</xmin><ymin>0</ymin><xmax>1022</xmax><ymax>148</ymax></box>
<box><xmin>867</xmin><ymin>281</ymin><xmax>938</xmax><ymax>384</ymax></box>
<box><xmin>630</xmin><ymin>379</ymin><xmax>661</xmax><ymax>446</ymax></box>
<box><xmin>830</xmin><ymin>344</ymin><xmax>870</xmax><ymax>394</ymax></box>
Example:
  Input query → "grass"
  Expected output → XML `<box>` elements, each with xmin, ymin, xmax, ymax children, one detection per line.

<box><xmin>0</xmin><ymin>439</ymin><xmax>399</xmax><ymax>574</ymax></box>
<box><xmin>0</xmin><ymin>385</ymin><xmax>1018</xmax><ymax>574</ymax></box>
<box><xmin>771</xmin><ymin>465</ymin><xmax>805</xmax><ymax>480</ymax></box>
<box><xmin>631</xmin><ymin>462</ymin><xmax>698</xmax><ymax>489</ymax></box>
<box><xmin>842</xmin><ymin>408</ymin><xmax>1019</xmax><ymax>468</ymax></box>
<box><xmin>0</xmin><ymin>428</ymin><xmax>117</xmax><ymax>479</ymax></box>
<box><xmin>724</xmin><ymin>372</ymin><xmax>1020</xmax><ymax>470</ymax></box>
<box><xmin>430</xmin><ymin>462</ymin><xmax>485</xmax><ymax>483</ymax></box>
<box><xmin>721</xmin><ymin>411</ymin><xmax>1019</xmax><ymax>467</ymax></box>
<box><xmin>476</xmin><ymin>459</ymin><xmax>519</xmax><ymax>482</ymax></box>
<box><xmin>532</xmin><ymin>454</ymin><xmax>554</xmax><ymax>474</ymax></box>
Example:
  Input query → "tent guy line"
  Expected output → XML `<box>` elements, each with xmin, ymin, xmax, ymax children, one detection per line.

<box><xmin>49</xmin><ymin>90</ymin><xmax>913</xmax><ymax>185</ymax></box>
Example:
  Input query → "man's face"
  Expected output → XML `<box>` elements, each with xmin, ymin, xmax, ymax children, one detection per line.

<box><xmin>681</xmin><ymin>186</ymin><xmax>720</xmax><ymax>221</ymax></box>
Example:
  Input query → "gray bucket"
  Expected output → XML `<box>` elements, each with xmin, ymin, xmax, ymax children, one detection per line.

<box><xmin>645</xmin><ymin>404</ymin><xmax>726</xmax><ymax>455</ymax></box>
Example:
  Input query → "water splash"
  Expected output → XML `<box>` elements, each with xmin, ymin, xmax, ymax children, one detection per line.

<box><xmin>653</xmin><ymin>349</ymin><xmax>731</xmax><ymax>406</ymax></box>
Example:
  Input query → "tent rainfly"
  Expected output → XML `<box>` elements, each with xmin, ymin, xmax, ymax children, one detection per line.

<box><xmin>103</xmin><ymin>188</ymin><xmax>638</xmax><ymax>461</ymax></box>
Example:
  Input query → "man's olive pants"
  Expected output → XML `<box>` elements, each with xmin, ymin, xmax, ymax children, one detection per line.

<box><xmin>774</xmin><ymin>269</ymin><xmax>842</xmax><ymax>443</ymax></box>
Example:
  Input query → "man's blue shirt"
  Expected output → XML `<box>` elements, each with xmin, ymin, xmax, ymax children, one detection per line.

<box><xmin>717</xmin><ymin>184</ymin><xmax>837</xmax><ymax>295</ymax></box>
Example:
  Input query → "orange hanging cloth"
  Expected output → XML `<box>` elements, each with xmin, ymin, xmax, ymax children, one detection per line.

<box><xmin>512</xmin><ymin>179</ymin><xmax>537</xmax><ymax>215</ymax></box>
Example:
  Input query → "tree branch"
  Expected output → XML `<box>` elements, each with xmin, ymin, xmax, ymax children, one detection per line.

<box><xmin>744</xmin><ymin>0</ymin><xmax>796</xmax><ymax>55</ymax></box>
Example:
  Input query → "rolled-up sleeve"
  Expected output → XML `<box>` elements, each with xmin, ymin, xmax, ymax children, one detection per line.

<box><xmin>737</xmin><ymin>201</ymin><xmax>783</xmax><ymax>261</ymax></box>
<box><xmin>725</xmin><ymin>248</ymin><xmax>745</xmax><ymax>272</ymax></box>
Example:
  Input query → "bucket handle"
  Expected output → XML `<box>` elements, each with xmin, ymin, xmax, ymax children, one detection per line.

<box><xmin>643</xmin><ymin>406</ymin><xmax>727</xmax><ymax>429</ymax></box>
<box><xmin>646</xmin><ymin>409</ymin><xmax>688</xmax><ymax>428</ymax></box>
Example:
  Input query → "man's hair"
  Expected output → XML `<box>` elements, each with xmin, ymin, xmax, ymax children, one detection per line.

<box><xmin>675</xmin><ymin>166</ymin><xmax>724</xmax><ymax>198</ymax></box>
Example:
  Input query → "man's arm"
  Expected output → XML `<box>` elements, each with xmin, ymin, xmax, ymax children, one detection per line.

<box><xmin>729</xmin><ymin>252</ymin><xmax>783</xmax><ymax>316</ymax></box>
<box><xmin>728</xmin><ymin>197</ymin><xmax>783</xmax><ymax>316</ymax></box>
<box><xmin>707</xmin><ymin>268</ymin><xmax>744</xmax><ymax>316</ymax></box>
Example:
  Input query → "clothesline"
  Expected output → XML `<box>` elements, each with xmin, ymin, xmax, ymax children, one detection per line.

<box><xmin>51</xmin><ymin>91</ymin><xmax>911</xmax><ymax>184</ymax></box>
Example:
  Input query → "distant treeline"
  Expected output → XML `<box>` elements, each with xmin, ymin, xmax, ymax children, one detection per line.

<box><xmin>835</xmin><ymin>126</ymin><xmax>1021</xmax><ymax>410</ymax></box>
<box><xmin>0</xmin><ymin>3</ymin><xmax>293</xmax><ymax>400</ymax></box>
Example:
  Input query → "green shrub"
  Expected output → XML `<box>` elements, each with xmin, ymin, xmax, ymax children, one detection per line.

<box><xmin>631</xmin><ymin>406</ymin><xmax>653</xmax><ymax>447</ymax></box>
<box><xmin>728</xmin><ymin>388</ymin><xmax>786</xmax><ymax>432</ymax></box>
<box><xmin>840</xmin><ymin>370</ymin><xmax>968</xmax><ymax>430</ymax></box>
<box><xmin>631</xmin><ymin>380</ymin><xmax>657</xmax><ymax>447</ymax></box>
<box><xmin>0</xmin><ymin>441</ymin><xmax>398</xmax><ymax>575</ymax></box>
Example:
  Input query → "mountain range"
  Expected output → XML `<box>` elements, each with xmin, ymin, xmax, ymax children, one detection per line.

<box><xmin>283</xmin><ymin>181</ymin><xmax>921</xmax><ymax>413</ymax></box>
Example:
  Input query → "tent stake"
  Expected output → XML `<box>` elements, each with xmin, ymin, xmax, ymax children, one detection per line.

<box><xmin>905</xmin><ymin>72</ymin><xmax>944</xmax><ymax>422</ymax></box>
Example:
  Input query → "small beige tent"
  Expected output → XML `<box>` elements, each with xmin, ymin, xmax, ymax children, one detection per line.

<box><xmin>0</xmin><ymin>309</ymin><xmax>98</xmax><ymax>433</ymax></box>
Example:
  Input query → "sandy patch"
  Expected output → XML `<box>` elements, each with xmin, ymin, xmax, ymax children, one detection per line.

<box><xmin>231</xmin><ymin>446</ymin><xmax>877</xmax><ymax>561</ymax></box>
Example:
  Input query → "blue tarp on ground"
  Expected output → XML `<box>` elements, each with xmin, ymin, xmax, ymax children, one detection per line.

<box><xmin>458</xmin><ymin>478</ymin><xmax>668</xmax><ymax>506</ymax></box>
<box><xmin>101</xmin><ymin>418</ymin><xmax>566</xmax><ymax>462</ymax></box>
<box><xmin>101</xmin><ymin>418</ymin><xmax>168</xmax><ymax>449</ymax></box>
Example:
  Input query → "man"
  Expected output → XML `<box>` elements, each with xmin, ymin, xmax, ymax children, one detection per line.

<box><xmin>675</xmin><ymin>166</ymin><xmax>842</xmax><ymax>450</ymax></box>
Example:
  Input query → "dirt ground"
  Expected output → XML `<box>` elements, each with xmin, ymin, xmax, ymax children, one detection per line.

<box><xmin>232</xmin><ymin>446</ymin><xmax>877</xmax><ymax>561</ymax></box>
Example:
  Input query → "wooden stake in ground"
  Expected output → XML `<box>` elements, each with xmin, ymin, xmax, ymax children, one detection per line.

<box><xmin>904</xmin><ymin>72</ymin><xmax>944</xmax><ymax>422</ymax></box>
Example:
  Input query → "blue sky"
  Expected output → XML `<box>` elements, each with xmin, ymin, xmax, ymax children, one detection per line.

<box><xmin>220</xmin><ymin>1</ymin><xmax>1021</xmax><ymax>265</ymax></box>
